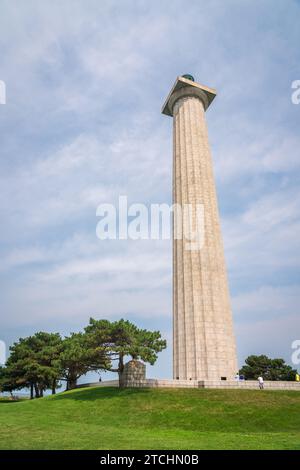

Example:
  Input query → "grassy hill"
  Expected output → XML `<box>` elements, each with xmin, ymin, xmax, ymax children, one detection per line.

<box><xmin>0</xmin><ymin>386</ymin><xmax>300</xmax><ymax>450</ymax></box>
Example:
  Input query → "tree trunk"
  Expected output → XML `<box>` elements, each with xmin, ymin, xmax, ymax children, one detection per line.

<box><xmin>67</xmin><ymin>377</ymin><xmax>77</xmax><ymax>390</ymax></box>
<box><xmin>118</xmin><ymin>354</ymin><xmax>124</xmax><ymax>388</ymax></box>
<box><xmin>51</xmin><ymin>380</ymin><xmax>56</xmax><ymax>395</ymax></box>
<box><xmin>30</xmin><ymin>383</ymin><xmax>34</xmax><ymax>400</ymax></box>
<box><xmin>34</xmin><ymin>383</ymin><xmax>40</xmax><ymax>398</ymax></box>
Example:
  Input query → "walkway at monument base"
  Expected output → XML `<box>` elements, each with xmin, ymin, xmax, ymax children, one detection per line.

<box><xmin>77</xmin><ymin>379</ymin><xmax>300</xmax><ymax>391</ymax></box>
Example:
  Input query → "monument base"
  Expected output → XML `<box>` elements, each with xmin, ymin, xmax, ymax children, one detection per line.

<box><xmin>78</xmin><ymin>378</ymin><xmax>300</xmax><ymax>391</ymax></box>
<box><xmin>77</xmin><ymin>360</ymin><xmax>300</xmax><ymax>391</ymax></box>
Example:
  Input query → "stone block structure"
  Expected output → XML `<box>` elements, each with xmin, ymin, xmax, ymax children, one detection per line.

<box><xmin>120</xmin><ymin>360</ymin><xmax>146</xmax><ymax>387</ymax></box>
<box><xmin>79</xmin><ymin>378</ymin><xmax>300</xmax><ymax>392</ymax></box>
<box><xmin>162</xmin><ymin>75</ymin><xmax>238</xmax><ymax>381</ymax></box>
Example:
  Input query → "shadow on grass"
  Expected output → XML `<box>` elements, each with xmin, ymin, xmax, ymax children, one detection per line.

<box><xmin>0</xmin><ymin>398</ymin><xmax>27</xmax><ymax>403</ymax></box>
<box><xmin>53</xmin><ymin>386</ymin><xmax>152</xmax><ymax>402</ymax></box>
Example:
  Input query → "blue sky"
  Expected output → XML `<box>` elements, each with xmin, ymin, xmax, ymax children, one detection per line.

<box><xmin>0</xmin><ymin>0</ymin><xmax>299</xmax><ymax>380</ymax></box>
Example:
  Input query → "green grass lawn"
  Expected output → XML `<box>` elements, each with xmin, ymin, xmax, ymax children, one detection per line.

<box><xmin>0</xmin><ymin>386</ymin><xmax>300</xmax><ymax>450</ymax></box>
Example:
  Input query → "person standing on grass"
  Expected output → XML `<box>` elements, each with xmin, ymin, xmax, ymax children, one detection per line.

<box><xmin>258</xmin><ymin>376</ymin><xmax>264</xmax><ymax>390</ymax></box>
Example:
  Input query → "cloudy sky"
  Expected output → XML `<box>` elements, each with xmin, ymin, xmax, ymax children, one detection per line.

<box><xmin>0</xmin><ymin>0</ymin><xmax>299</xmax><ymax>379</ymax></box>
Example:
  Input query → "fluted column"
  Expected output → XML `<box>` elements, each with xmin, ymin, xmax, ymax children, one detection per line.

<box><xmin>163</xmin><ymin>76</ymin><xmax>238</xmax><ymax>381</ymax></box>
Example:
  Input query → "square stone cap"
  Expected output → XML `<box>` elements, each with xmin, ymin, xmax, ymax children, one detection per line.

<box><xmin>161</xmin><ymin>76</ymin><xmax>217</xmax><ymax>116</ymax></box>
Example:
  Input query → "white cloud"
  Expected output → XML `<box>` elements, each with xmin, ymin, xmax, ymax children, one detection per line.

<box><xmin>233</xmin><ymin>285</ymin><xmax>300</xmax><ymax>320</ymax></box>
<box><xmin>236</xmin><ymin>313</ymin><xmax>300</xmax><ymax>367</ymax></box>
<box><xmin>222</xmin><ymin>184</ymin><xmax>300</xmax><ymax>283</ymax></box>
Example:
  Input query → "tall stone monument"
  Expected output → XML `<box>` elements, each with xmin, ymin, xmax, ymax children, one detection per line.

<box><xmin>162</xmin><ymin>75</ymin><xmax>238</xmax><ymax>381</ymax></box>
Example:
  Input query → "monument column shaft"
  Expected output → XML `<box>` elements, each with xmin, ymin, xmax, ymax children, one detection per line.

<box><xmin>172</xmin><ymin>94</ymin><xmax>237</xmax><ymax>380</ymax></box>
